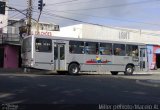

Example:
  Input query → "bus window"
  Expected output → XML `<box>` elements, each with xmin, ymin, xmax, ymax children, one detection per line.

<box><xmin>69</xmin><ymin>41</ymin><xmax>84</xmax><ymax>54</ymax></box>
<box><xmin>99</xmin><ymin>43</ymin><xmax>112</xmax><ymax>55</ymax></box>
<box><xmin>35</xmin><ymin>38</ymin><xmax>52</xmax><ymax>52</ymax></box>
<box><xmin>126</xmin><ymin>45</ymin><xmax>138</xmax><ymax>57</ymax></box>
<box><xmin>113</xmin><ymin>44</ymin><xmax>125</xmax><ymax>56</ymax></box>
<box><xmin>85</xmin><ymin>42</ymin><xmax>98</xmax><ymax>54</ymax></box>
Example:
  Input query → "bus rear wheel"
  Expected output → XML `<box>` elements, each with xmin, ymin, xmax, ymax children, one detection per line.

<box><xmin>111</xmin><ymin>71</ymin><xmax>118</xmax><ymax>75</ymax></box>
<box><xmin>124</xmin><ymin>65</ymin><xmax>134</xmax><ymax>75</ymax></box>
<box><xmin>68</xmin><ymin>63</ymin><xmax>80</xmax><ymax>75</ymax></box>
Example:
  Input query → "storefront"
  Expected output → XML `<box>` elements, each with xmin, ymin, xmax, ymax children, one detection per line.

<box><xmin>147</xmin><ymin>45</ymin><xmax>160</xmax><ymax>70</ymax></box>
<box><xmin>0</xmin><ymin>44</ymin><xmax>21</xmax><ymax>69</ymax></box>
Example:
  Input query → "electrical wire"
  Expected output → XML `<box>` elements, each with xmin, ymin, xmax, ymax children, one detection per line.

<box><xmin>1</xmin><ymin>17</ymin><xmax>26</xmax><ymax>29</ymax></box>
<box><xmin>1</xmin><ymin>9</ymin><xmax>28</xmax><ymax>29</ymax></box>
<box><xmin>46</xmin><ymin>0</ymin><xmax>106</xmax><ymax>6</ymax></box>
<box><xmin>33</xmin><ymin>10</ymin><xmax>160</xmax><ymax>35</ymax></box>
<box><xmin>5</xmin><ymin>1</ymin><xmax>160</xmax><ymax>33</ymax></box>
<box><xmin>38</xmin><ymin>8</ymin><xmax>160</xmax><ymax>27</ymax></box>
<box><xmin>9</xmin><ymin>8</ymin><xmax>28</xmax><ymax>17</ymax></box>
<box><xmin>33</xmin><ymin>10</ymin><xmax>149</xmax><ymax>30</ymax></box>
<box><xmin>45</xmin><ymin>0</ymin><xmax>79</xmax><ymax>6</ymax></box>
<box><xmin>50</xmin><ymin>0</ymin><xmax>160</xmax><ymax>12</ymax></box>
<box><xmin>1</xmin><ymin>7</ymin><xmax>34</xmax><ymax>29</ymax></box>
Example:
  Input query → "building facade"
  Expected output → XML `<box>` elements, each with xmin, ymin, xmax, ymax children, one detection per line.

<box><xmin>0</xmin><ymin>0</ymin><xmax>8</xmax><ymax>34</ymax></box>
<box><xmin>1</xmin><ymin>8</ymin><xmax>160</xmax><ymax>70</ymax></box>
<box><xmin>54</xmin><ymin>24</ymin><xmax>160</xmax><ymax>70</ymax></box>
<box><xmin>0</xmin><ymin>17</ymin><xmax>58</xmax><ymax>69</ymax></box>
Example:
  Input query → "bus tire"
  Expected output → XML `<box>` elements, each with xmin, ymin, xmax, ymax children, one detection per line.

<box><xmin>124</xmin><ymin>65</ymin><xmax>134</xmax><ymax>75</ymax></box>
<box><xmin>111</xmin><ymin>71</ymin><xmax>118</xmax><ymax>75</ymax></box>
<box><xmin>68</xmin><ymin>63</ymin><xmax>80</xmax><ymax>75</ymax></box>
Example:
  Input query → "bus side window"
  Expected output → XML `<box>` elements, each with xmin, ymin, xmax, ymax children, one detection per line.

<box><xmin>35</xmin><ymin>38</ymin><xmax>52</xmax><ymax>52</ymax></box>
<box><xmin>113</xmin><ymin>44</ymin><xmax>125</xmax><ymax>56</ymax></box>
<box><xmin>85</xmin><ymin>42</ymin><xmax>98</xmax><ymax>55</ymax></box>
<box><xmin>126</xmin><ymin>45</ymin><xmax>138</xmax><ymax>57</ymax></box>
<box><xmin>100</xmin><ymin>43</ymin><xmax>112</xmax><ymax>55</ymax></box>
<box><xmin>69</xmin><ymin>41</ymin><xmax>84</xmax><ymax>54</ymax></box>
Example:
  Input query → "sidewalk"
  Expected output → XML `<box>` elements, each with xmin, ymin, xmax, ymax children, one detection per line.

<box><xmin>0</xmin><ymin>68</ymin><xmax>45</xmax><ymax>74</ymax></box>
<box><xmin>0</xmin><ymin>68</ymin><xmax>24</xmax><ymax>73</ymax></box>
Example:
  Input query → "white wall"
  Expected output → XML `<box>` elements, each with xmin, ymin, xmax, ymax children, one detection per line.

<box><xmin>0</xmin><ymin>0</ymin><xmax>8</xmax><ymax>33</ymax></box>
<box><xmin>55</xmin><ymin>24</ymin><xmax>83</xmax><ymax>38</ymax></box>
<box><xmin>141</xmin><ymin>32</ymin><xmax>160</xmax><ymax>45</ymax></box>
<box><xmin>55</xmin><ymin>24</ymin><xmax>160</xmax><ymax>45</ymax></box>
<box><xmin>82</xmin><ymin>24</ymin><xmax>146</xmax><ymax>43</ymax></box>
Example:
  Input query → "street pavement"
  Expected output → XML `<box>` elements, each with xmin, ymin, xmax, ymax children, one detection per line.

<box><xmin>0</xmin><ymin>71</ymin><xmax>160</xmax><ymax>110</ymax></box>
<box><xmin>0</xmin><ymin>68</ymin><xmax>160</xmax><ymax>86</ymax></box>
<box><xmin>113</xmin><ymin>73</ymin><xmax>160</xmax><ymax>88</ymax></box>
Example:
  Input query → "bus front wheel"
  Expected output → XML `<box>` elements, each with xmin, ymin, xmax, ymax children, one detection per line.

<box><xmin>124</xmin><ymin>65</ymin><xmax>134</xmax><ymax>75</ymax></box>
<box><xmin>68</xmin><ymin>63</ymin><xmax>80</xmax><ymax>75</ymax></box>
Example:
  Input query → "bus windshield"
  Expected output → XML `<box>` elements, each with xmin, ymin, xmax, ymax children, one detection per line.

<box><xmin>22</xmin><ymin>37</ymin><xmax>31</xmax><ymax>53</ymax></box>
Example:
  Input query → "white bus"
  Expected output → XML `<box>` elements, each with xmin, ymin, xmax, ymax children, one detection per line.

<box><xmin>21</xmin><ymin>35</ymin><xmax>148</xmax><ymax>75</ymax></box>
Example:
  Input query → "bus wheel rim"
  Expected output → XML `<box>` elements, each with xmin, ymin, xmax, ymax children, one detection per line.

<box><xmin>127</xmin><ymin>68</ymin><xmax>132</xmax><ymax>73</ymax></box>
<box><xmin>72</xmin><ymin>66</ymin><xmax>78</xmax><ymax>73</ymax></box>
<box><xmin>72</xmin><ymin>68</ymin><xmax>78</xmax><ymax>73</ymax></box>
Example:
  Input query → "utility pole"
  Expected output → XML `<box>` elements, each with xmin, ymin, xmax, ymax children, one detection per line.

<box><xmin>27</xmin><ymin>0</ymin><xmax>32</xmax><ymax>35</ymax></box>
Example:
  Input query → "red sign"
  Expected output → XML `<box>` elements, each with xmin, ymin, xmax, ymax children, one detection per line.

<box><xmin>31</xmin><ymin>31</ymin><xmax>52</xmax><ymax>36</ymax></box>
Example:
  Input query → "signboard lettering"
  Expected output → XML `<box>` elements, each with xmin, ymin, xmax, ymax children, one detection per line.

<box><xmin>119</xmin><ymin>31</ymin><xmax>130</xmax><ymax>40</ymax></box>
<box><xmin>31</xmin><ymin>31</ymin><xmax>52</xmax><ymax>36</ymax></box>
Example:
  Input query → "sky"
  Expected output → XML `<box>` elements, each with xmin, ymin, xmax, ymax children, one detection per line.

<box><xmin>8</xmin><ymin>0</ymin><xmax>160</xmax><ymax>31</ymax></box>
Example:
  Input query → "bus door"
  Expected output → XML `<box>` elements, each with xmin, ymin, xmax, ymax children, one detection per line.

<box><xmin>54</xmin><ymin>43</ymin><xmax>66</xmax><ymax>71</ymax></box>
<box><xmin>139</xmin><ymin>46</ymin><xmax>148</xmax><ymax>71</ymax></box>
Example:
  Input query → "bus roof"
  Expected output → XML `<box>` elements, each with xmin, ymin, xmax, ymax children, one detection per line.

<box><xmin>24</xmin><ymin>35</ymin><xmax>146</xmax><ymax>45</ymax></box>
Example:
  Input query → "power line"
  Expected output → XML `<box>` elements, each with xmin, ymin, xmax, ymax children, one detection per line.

<box><xmin>1</xmin><ymin>9</ymin><xmax>28</xmax><ymax>29</ymax></box>
<box><xmin>7</xmin><ymin>6</ymin><xmax>28</xmax><ymax>18</ymax></box>
<box><xmin>9</xmin><ymin>12</ymin><xmax>24</xmax><ymax>19</ymax></box>
<box><xmin>50</xmin><ymin>0</ymin><xmax>160</xmax><ymax>12</ymax></box>
<box><xmin>33</xmin><ymin>10</ymin><xmax>159</xmax><ymax>34</ymax></box>
<box><xmin>1</xmin><ymin>18</ymin><xmax>26</xmax><ymax>29</ymax></box>
<box><xmin>33</xmin><ymin>10</ymin><xmax>93</xmax><ymax>23</ymax></box>
<box><xmin>41</xmin><ymin>9</ymin><xmax>160</xmax><ymax>27</ymax></box>
<box><xmin>32</xmin><ymin>10</ymin><xmax>64</xmax><ymax>21</ymax></box>
<box><xmin>34</xmin><ymin>10</ymin><xmax>160</xmax><ymax>28</ymax></box>
<box><xmin>9</xmin><ymin>8</ymin><xmax>27</xmax><ymax>16</ymax></box>
<box><xmin>46</xmin><ymin>0</ymin><xmax>79</xmax><ymax>6</ymax></box>
<box><xmin>2</xmin><ymin>9</ymin><xmax>28</xmax><ymax>26</ymax></box>
<box><xmin>46</xmin><ymin>0</ymin><xmax>105</xmax><ymax>6</ymax></box>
